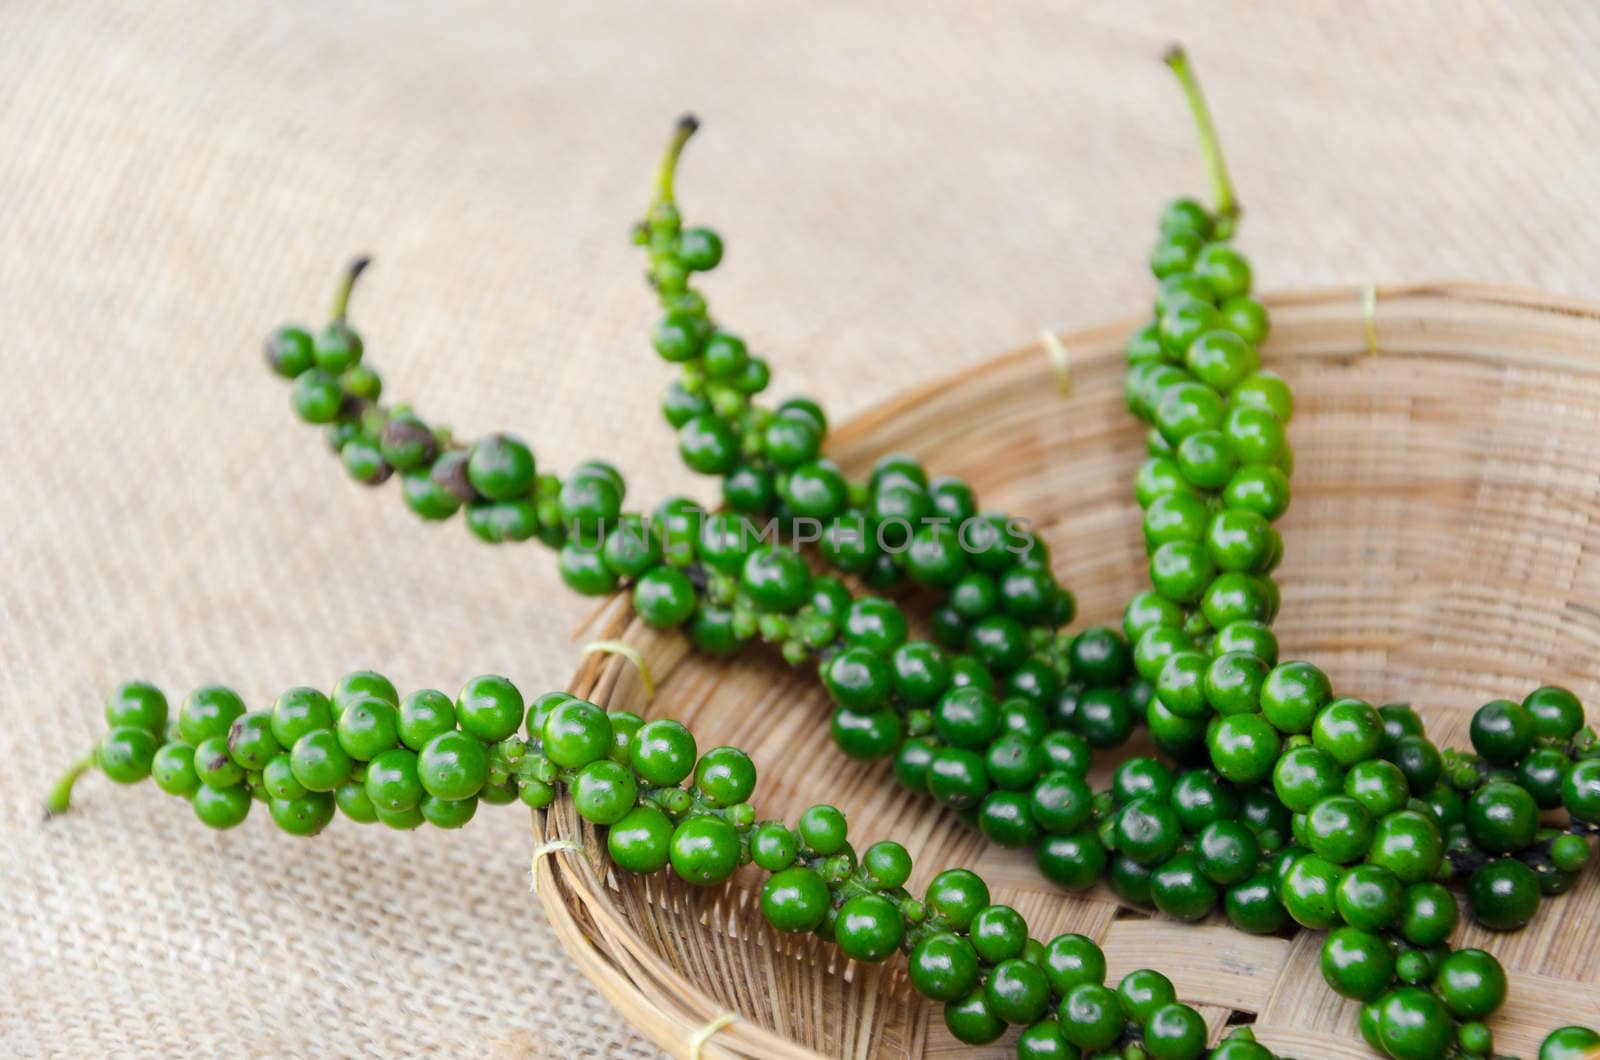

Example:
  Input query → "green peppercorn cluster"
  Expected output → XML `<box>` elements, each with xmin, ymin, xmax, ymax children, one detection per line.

<box><xmin>1443</xmin><ymin>691</ymin><xmax>1600</xmax><ymax>923</ymax></box>
<box><xmin>77</xmin><ymin>672</ymin><xmax>548</xmax><ymax>831</ymax></box>
<box><xmin>264</xmin><ymin>261</ymin><xmax>1160</xmax><ymax>867</ymax></box>
<box><xmin>59</xmin><ymin>672</ymin><xmax>1276</xmax><ymax>1060</ymax></box>
<box><xmin>633</xmin><ymin>117</ymin><xmax>1086</xmax><ymax>667</ymax></box>
<box><xmin>1089</xmin><ymin>684</ymin><xmax>1598</xmax><ymax>1057</ymax></box>
<box><xmin>1120</xmin><ymin>185</ymin><xmax>1290</xmax><ymax>768</ymax></box>
<box><xmin>1112</xmin><ymin>146</ymin><xmax>1600</xmax><ymax>1056</ymax></box>
<box><xmin>1085</xmin><ymin>49</ymin><xmax>1600</xmax><ymax>1060</ymax></box>
<box><xmin>72</xmin><ymin>44</ymin><xmax>1600</xmax><ymax>1060</ymax></box>
<box><xmin>267</xmin><ymin>269</ymin><xmax>668</xmax><ymax>586</ymax></box>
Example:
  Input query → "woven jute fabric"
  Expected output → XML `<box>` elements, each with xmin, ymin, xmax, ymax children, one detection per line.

<box><xmin>4</xmin><ymin>3</ymin><xmax>1598</xmax><ymax>1057</ymax></box>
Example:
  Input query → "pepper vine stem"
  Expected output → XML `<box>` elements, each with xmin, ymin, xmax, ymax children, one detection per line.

<box><xmin>1164</xmin><ymin>45</ymin><xmax>1240</xmax><ymax>228</ymax></box>
<box><xmin>655</xmin><ymin>114</ymin><xmax>701</xmax><ymax>206</ymax></box>
<box><xmin>331</xmin><ymin>256</ymin><xmax>372</xmax><ymax>322</ymax></box>
<box><xmin>44</xmin><ymin>751</ymin><xmax>96</xmax><ymax>817</ymax></box>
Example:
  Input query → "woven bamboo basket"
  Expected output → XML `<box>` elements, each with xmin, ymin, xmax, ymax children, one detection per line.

<box><xmin>531</xmin><ymin>283</ymin><xmax>1600</xmax><ymax>1060</ymax></box>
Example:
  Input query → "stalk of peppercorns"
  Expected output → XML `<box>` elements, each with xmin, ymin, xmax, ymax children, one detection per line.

<box><xmin>1100</xmin><ymin>47</ymin><xmax>1600</xmax><ymax>1060</ymax></box>
<box><xmin>51</xmin><ymin>672</ymin><xmax>1283</xmax><ymax>1060</ymax></box>
<box><xmin>631</xmin><ymin>115</ymin><xmax>1092</xmax><ymax>678</ymax></box>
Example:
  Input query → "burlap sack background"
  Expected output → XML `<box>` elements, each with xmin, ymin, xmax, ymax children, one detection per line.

<box><xmin>5</xmin><ymin>3</ymin><xmax>1598</xmax><ymax>1057</ymax></box>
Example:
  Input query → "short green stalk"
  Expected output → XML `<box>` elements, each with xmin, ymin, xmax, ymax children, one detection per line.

<box><xmin>330</xmin><ymin>256</ymin><xmax>372</xmax><ymax>322</ymax></box>
<box><xmin>1164</xmin><ymin>45</ymin><xmax>1240</xmax><ymax>229</ymax></box>
<box><xmin>654</xmin><ymin>113</ymin><xmax>700</xmax><ymax>207</ymax></box>
<box><xmin>44</xmin><ymin>751</ymin><xmax>97</xmax><ymax>816</ymax></box>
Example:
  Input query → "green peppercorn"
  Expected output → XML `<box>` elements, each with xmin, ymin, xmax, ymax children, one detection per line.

<box><xmin>571</xmin><ymin>759</ymin><xmax>638</xmax><ymax>825</ymax></box>
<box><xmin>270</xmin><ymin>791</ymin><xmax>337</xmax><ymax>836</ymax></box>
<box><xmin>151</xmin><ymin>742</ymin><xmax>200</xmax><ymax>796</ymax></box>
<box><xmin>291</xmin><ymin>369</ymin><xmax>343</xmax><ymax>423</ymax></box>
<box><xmin>1522</xmin><ymin>686</ymin><xmax>1585</xmax><ymax>741</ymax></box>
<box><xmin>1151</xmin><ymin>853</ymin><xmax>1218</xmax><ymax>921</ymax></box>
<box><xmin>759</xmin><ymin>865</ymin><xmax>829</xmax><ymax>932</ymax></box>
<box><xmin>629</xmin><ymin>719</ymin><xmax>697</xmax><ymax>787</ymax></box>
<box><xmin>395</xmin><ymin>689</ymin><xmax>456</xmax><ymax>751</ymax></box>
<box><xmin>1320</xmin><ymin>927</ymin><xmax>1395</xmax><ymax>1001</ymax></box>
<box><xmin>1465</xmin><ymin>780</ymin><xmax>1538</xmax><ymax>854</ymax></box>
<box><xmin>1058</xmin><ymin>982</ymin><xmax>1123</xmax><ymax>1051</ymax></box>
<box><xmin>1197</xmin><ymin>819</ymin><xmax>1259</xmax><ymax>884</ymax></box>
<box><xmin>465</xmin><ymin>434</ymin><xmax>536</xmax><ymax>500</ymax></box>
<box><xmin>335</xmin><ymin>781</ymin><xmax>379</xmax><ymax>823</ymax></box>
<box><xmin>1335</xmin><ymin>863</ymin><xmax>1403</xmax><ymax>932</ymax></box>
<box><xmin>192</xmin><ymin>783</ymin><xmax>252</xmax><ymax>829</ymax></box>
<box><xmin>541</xmin><ymin>699</ymin><xmax>613</xmax><ymax>769</ymax></box>
<box><xmin>1368</xmin><ymin>809</ymin><xmax>1444</xmax><ymax>885</ymax></box>
<box><xmin>1467</xmin><ymin>857</ymin><xmax>1540</xmax><ymax>930</ymax></box>
<box><xmin>927</xmin><ymin>747</ymin><xmax>990</xmax><ymax>810</ymax></box>
<box><xmin>1540</xmin><ymin>1026</ymin><xmax>1600</xmax><ymax>1060</ymax></box>
<box><xmin>104</xmin><ymin>681</ymin><xmax>169</xmax><ymax>734</ymax></box>
<box><xmin>906</xmin><ymin>932</ymin><xmax>979</xmax><ymax>1002</ymax></box>
<box><xmin>270</xmin><ymin>687</ymin><xmax>334</xmax><ymax>750</ymax></box>
<box><xmin>694</xmin><ymin>746</ymin><xmax>756</xmax><ymax>807</ymax></box>
<box><xmin>944</xmin><ymin>988</ymin><xmax>1006</xmax><ymax>1046</ymax></box>
<box><xmin>1116</xmin><ymin>796</ymin><xmax>1182</xmax><ymax>865</ymax></box>
<box><xmin>1564</xmin><ymin>757</ymin><xmax>1600</xmax><ymax>823</ymax></box>
<box><xmin>669</xmin><ymin>815</ymin><xmax>740</xmax><ymax>886</ymax></box>
<box><xmin>1470</xmin><ymin>698</ymin><xmax>1536</xmax><ymax>765</ymax></box>
<box><xmin>98</xmin><ymin>726</ymin><xmax>160</xmax><ymax>784</ymax></box>
<box><xmin>1376</xmin><ymin>986</ymin><xmax>1454</xmax><ymax>1060</ymax></box>
<box><xmin>416</xmin><ymin>730</ymin><xmax>488</xmax><ymax>801</ymax></box>
<box><xmin>335</xmin><ymin>696</ymin><xmax>400</xmax><ymax>761</ymax></box>
<box><xmin>265</xmin><ymin>324</ymin><xmax>315</xmax><ymax>377</ymax></box>
<box><xmin>834</xmin><ymin>894</ymin><xmax>904</xmax><ymax>963</ymax></box>
<box><xmin>1225</xmin><ymin>870</ymin><xmax>1289</xmax><ymax>935</ymax></box>
<box><xmin>1209</xmin><ymin>713</ymin><xmax>1281</xmax><ymax>783</ymax></box>
<box><xmin>179</xmin><ymin>685</ymin><xmax>247</xmax><ymax>746</ymax></box>
<box><xmin>1280</xmin><ymin>853</ymin><xmax>1343</xmax><ymax>929</ymax></box>
<box><xmin>1312</xmin><ymin>698</ymin><xmax>1383</xmax><ymax>767</ymax></box>
<box><xmin>365</xmin><ymin>747</ymin><xmax>424</xmax><ymax>813</ymax></box>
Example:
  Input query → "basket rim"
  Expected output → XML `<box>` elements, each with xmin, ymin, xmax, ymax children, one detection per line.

<box><xmin>533</xmin><ymin>280</ymin><xmax>1600</xmax><ymax>1060</ymax></box>
<box><xmin>829</xmin><ymin>281</ymin><xmax>1600</xmax><ymax>452</ymax></box>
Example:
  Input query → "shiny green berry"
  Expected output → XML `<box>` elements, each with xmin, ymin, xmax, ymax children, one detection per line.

<box><xmin>669</xmin><ymin>815</ymin><xmax>740</xmax><ymax>886</ymax></box>
<box><xmin>467</xmin><ymin>434</ymin><xmax>536</xmax><ymax>501</ymax></box>
<box><xmin>98</xmin><ymin>726</ymin><xmax>159</xmax><ymax>784</ymax></box>
<box><xmin>151</xmin><ymin>742</ymin><xmax>200</xmax><ymax>796</ymax></box>
<box><xmin>335</xmin><ymin>696</ymin><xmax>399</xmax><ymax>761</ymax></box>
<box><xmin>270</xmin><ymin>687</ymin><xmax>334</xmax><ymax>749</ymax></box>
<box><xmin>1435</xmin><ymin>948</ymin><xmax>1507</xmax><ymax>1020</ymax></box>
<box><xmin>835</xmin><ymin>894</ymin><xmax>904</xmax><ymax>963</ymax></box>
<box><xmin>571</xmin><ymin>759</ymin><xmax>638</xmax><ymax>825</ymax></box>
<box><xmin>192</xmin><ymin>783</ymin><xmax>252</xmax><ymax>828</ymax></box>
<box><xmin>694</xmin><ymin>746</ymin><xmax>756</xmax><ymax>807</ymax></box>
<box><xmin>541</xmin><ymin>699</ymin><xmax>613</xmax><ymax>769</ymax></box>
<box><xmin>608</xmin><ymin>805</ymin><xmax>674</xmax><ymax>874</ymax></box>
<box><xmin>908</xmin><ymin>933</ymin><xmax>979</xmax><ymax>1002</ymax></box>
<box><xmin>416</xmin><ymin>731</ymin><xmax>488</xmax><ymax>801</ymax></box>
<box><xmin>365</xmin><ymin>747</ymin><xmax>424</xmax><ymax>812</ymax></box>
<box><xmin>178</xmin><ymin>685</ymin><xmax>247</xmax><ymax>746</ymax></box>
<box><xmin>630</xmin><ymin>720</ymin><xmax>697</xmax><ymax>787</ymax></box>
<box><xmin>104</xmin><ymin>681</ymin><xmax>169</xmax><ymax>734</ymax></box>
<box><xmin>761</xmin><ymin>865</ymin><xmax>830</xmax><ymax>932</ymax></box>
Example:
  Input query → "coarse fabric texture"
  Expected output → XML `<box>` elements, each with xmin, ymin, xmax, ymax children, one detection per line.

<box><xmin>2</xmin><ymin>3</ymin><xmax>1597</xmax><ymax>1057</ymax></box>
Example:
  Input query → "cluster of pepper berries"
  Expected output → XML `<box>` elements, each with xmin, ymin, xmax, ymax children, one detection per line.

<box><xmin>260</xmin><ymin>196</ymin><xmax>1161</xmax><ymax>898</ymax></box>
<box><xmin>57</xmin><ymin>670</ymin><xmax>1278</xmax><ymax>1060</ymax></box>
<box><xmin>52</xmin><ymin>46</ymin><xmax>1600</xmax><ymax>1060</ymax></box>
